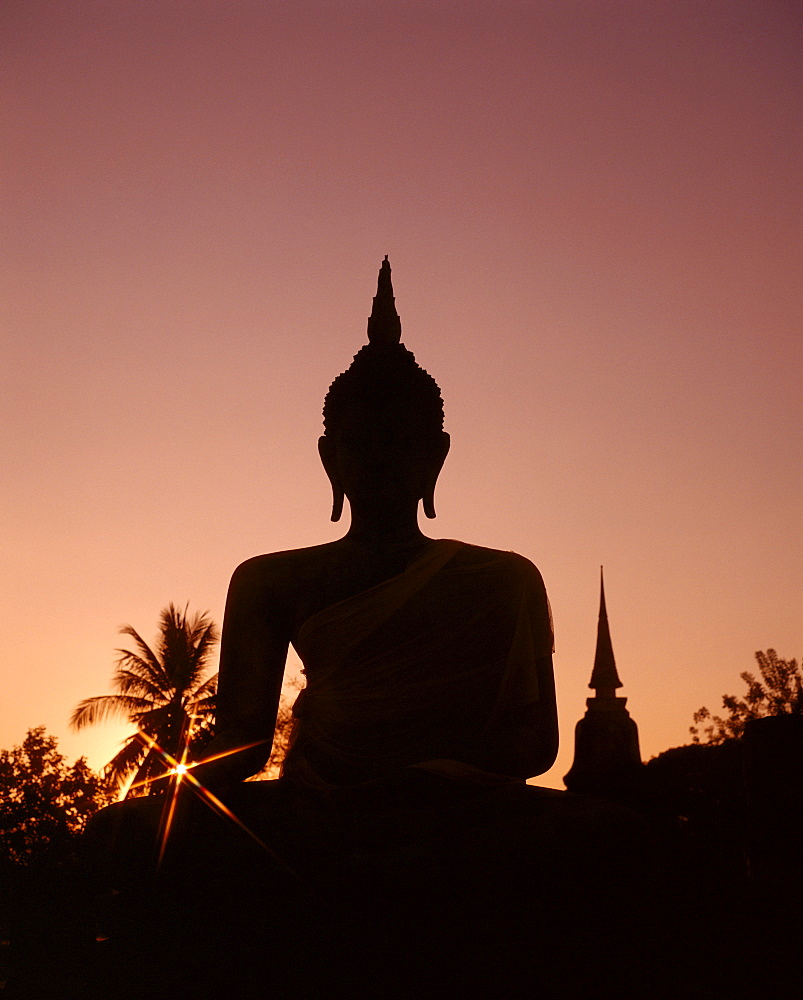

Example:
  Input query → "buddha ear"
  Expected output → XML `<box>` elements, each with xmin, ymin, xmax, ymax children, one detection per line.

<box><xmin>318</xmin><ymin>436</ymin><xmax>344</xmax><ymax>522</ymax></box>
<box><xmin>423</xmin><ymin>431</ymin><xmax>450</xmax><ymax>520</ymax></box>
<box><xmin>422</xmin><ymin>483</ymin><xmax>437</xmax><ymax>519</ymax></box>
<box><xmin>330</xmin><ymin>487</ymin><xmax>345</xmax><ymax>523</ymax></box>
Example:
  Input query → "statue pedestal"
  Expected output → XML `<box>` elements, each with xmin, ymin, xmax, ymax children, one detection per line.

<box><xmin>83</xmin><ymin>774</ymin><xmax>658</xmax><ymax>998</ymax></box>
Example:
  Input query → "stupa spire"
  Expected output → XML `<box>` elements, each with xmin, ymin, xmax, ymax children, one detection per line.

<box><xmin>367</xmin><ymin>255</ymin><xmax>402</xmax><ymax>345</ymax></box>
<box><xmin>588</xmin><ymin>567</ymin><xmax>623</xmax><ymax>697</ymax></box>
<box><xmin>564</xmin><ymin>569</ymin><xmax>642</xmax><ymax>796</ymax></box>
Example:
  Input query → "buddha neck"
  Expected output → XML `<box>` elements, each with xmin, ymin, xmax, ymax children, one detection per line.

<box><xmin>344</xmin><ymin>504</ymin><xmax>430</xmax><ymax>554</ymax></box>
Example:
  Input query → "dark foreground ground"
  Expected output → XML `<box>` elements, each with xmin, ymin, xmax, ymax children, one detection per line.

<box><xmin>2</xmin><ymin>739</ymin><xmax>800</xmax><ymax>999</ymax></box>
<box><xmin>1</xmin><ymin>842</ymin><xmax>797</xmax><ymax>1000</ymax></box>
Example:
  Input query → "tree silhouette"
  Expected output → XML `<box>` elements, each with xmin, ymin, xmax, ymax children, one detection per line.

<box><xmin>0</xmin><ymin>727</ymin><xmax>112</xmax><ymax>865</ymax></box>
<box><xmin>71</xmin><ymin>604</ymin><xmax>219</xmax><ymax>795</ymax></box>
<box><xmin>690</xmin><ymin>648</ymin><xmax>802</xmax><ymax>744</ymax></box>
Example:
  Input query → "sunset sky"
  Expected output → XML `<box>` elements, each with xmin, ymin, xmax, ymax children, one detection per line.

<box><xmin>2</xmin><ymin>1</ymin><xmax>799</xmax><ymax>789</ymax></box>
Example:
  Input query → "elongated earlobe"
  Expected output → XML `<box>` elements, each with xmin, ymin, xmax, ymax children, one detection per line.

<box><xmin>319</xmin><ymin>435</ymin><xmax>344</xmax><ymax>522</ymax></box>
<box><xmin>423</xmin><ymin>431</ymin><xmax>450</xmax><ymax>518</ymax></box>
<box><xmin>331</xmin><ymin>487</ymin><xmax>344</xmax><ymax>522</ymax></box>
<box><xmin>422</xmin><ymin>484</ymin><xmax>437</xmax><ymax>519</ymax></box>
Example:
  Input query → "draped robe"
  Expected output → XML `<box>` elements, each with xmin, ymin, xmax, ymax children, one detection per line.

<box><xmin>283</xmin><ymin>539</ymin><xmax>554</xmax><ymax>788</ymax></box>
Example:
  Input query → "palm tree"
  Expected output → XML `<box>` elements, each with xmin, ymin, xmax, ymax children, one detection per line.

<box><xmin>72</xmin><ymin>603</ymin><xmax>219</xmax><ymax>796</ymax></box>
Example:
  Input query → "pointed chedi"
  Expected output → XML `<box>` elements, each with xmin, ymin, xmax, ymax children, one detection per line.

<box><xmin>589</xmin><ymin>568</ymin><xmax>623</xmax><ymax>698</ymax></box>
<box><xmin>564</xmin><ymin>569</ymin><xmax>642</xmax><ymax>797</ymax></box>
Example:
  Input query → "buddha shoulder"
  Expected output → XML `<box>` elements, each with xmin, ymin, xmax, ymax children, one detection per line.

<box><xmin>446</xmin><ymin>541</ymin><xmax>546</xmax><ymax>585</ymax></box>
<box><xmin>228</xmin><ymin>542</ymin><xmax>344</xmax><ymax>598</ymax></box>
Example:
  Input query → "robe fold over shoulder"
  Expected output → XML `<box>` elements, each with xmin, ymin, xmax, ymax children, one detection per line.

<box><xmin>283</xmin><ymin>539</ymin><xmax>553</xmax><ymax>788</ymax></box>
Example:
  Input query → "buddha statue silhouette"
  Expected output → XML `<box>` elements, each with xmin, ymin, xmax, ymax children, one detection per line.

<box><xmin>85</xmin><ymin>259</ymin><xmax>648</xmax><ymax>999</ymax></box>
<box><xmin>205</xmin><ymin>256</ymin><xmax>558</xmax><ymax>792</ymax></box>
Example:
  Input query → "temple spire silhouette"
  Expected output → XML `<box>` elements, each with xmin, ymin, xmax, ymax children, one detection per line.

<box><xmin>564</xmin><ymin>569</ymin><xmax>642</xmax><ymax>796</ymax></box>
<box><xmin>589</xmin><ymin>568</ymin><xmax>623</xmax><ymax>697</ymax></box>
<box><xmin>367</xmin><ymin>255</ymin><xmax>402</xmax><ymax>345</ymax></box>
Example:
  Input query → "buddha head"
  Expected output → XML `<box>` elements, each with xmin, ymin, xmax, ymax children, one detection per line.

<box><xmin>319</xmin><ymin>257</ymin><xmax>450</xmax><ymax>523</ymax></box>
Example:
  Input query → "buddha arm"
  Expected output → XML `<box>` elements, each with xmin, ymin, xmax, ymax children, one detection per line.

<box><xmin>465</xmin><ymin>556</ymin><xmax>557</xmax><ymax>780</ymax></box>
<box><xmin>454</xmin><ymin>654</ymin><xmax>559</xmax><ymax>780</ymax></box>
<box><xmin>195</xmin><ymin>556</ymin><xmax>291</xmax><ymax>789</ymax></box>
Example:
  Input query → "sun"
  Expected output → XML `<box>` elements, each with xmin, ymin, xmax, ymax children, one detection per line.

<box><xmin>124</xmin><ymin>725</ymin><xmax>301</xmax><ymax>878</ymax></box>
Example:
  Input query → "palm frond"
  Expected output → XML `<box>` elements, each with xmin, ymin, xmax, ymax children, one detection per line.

<box><xmin>133</xmin><ymin>703</ymin><xmax>196</xmax><ymax>760</ymax></box>
<box><xmin>158</xmin><ymin>604</ymin><xmax>219</xmax><ymax>693</ymax></box>
<box><xmin>187</xmin><ymin>695</ymin><xmax>217</xmax><ymax>718</ymax></box>
<box><xmin>188</xmin><ymin>617</ymin><xmax>220</xmax><ymax>664</ymax></box>
<box><xmin>187</xmin><ymin>632</ymin><xmax>219</xmax><ymax>689</ymax></box>
<box><xmin>117</xmin><ymin>624</ymin><xmax>161</xmax><ymax>668</ymax></box>
<box><xmin>125</xmin><ymin>745</ymin><xmax>172</xmax><ymax>798</ymax></box>
<box><xmin>128</xmin><ymin>704</ymin><xmax>175</xmax><ymax>734</ymax></box>
<box><xmin>191</xmin><ymin>673</ymin><xmax>218</xmax><ymax>700</ymax></box>
<box><xmin>114</xmin><ymin>637</ymin><xmax>171</xmax><ymax>692</ymax></box>
<box><xmin>162</xmin><ymin>607</ymin><xmax>191</xmax><ymax>688</ymax></box>
<box><xmin>103</xmin><ymin>732</ymin><xmax>150</xmax><ymax>793</ymax></box>
<box><xmin>113</xmin><ymin>667</ymin><xmax>172</xmax><ymax>703</ymax></box>
<box><xmin>71</xmin><ymin>694</ymin><xmax>156</xmax><ymax>730</ymax></box>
